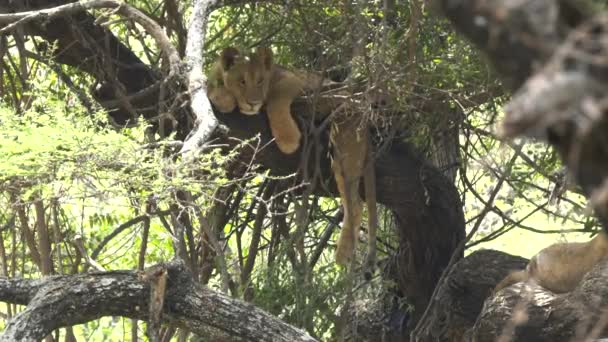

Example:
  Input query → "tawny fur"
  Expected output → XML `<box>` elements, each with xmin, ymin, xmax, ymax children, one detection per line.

<box><xmin>207</xmin><ymin>47</ymin><xmax>325</xmax><ymax>154</ymax></box>
<box><xmin>331</xmin><ymin>115</ymin><xmax>377</xmax><ymax>268</ymax></box>
<box><xmin>494</xmin><ymin>231</ymin><xmax>608</xmax><ymax>293</ymax></box>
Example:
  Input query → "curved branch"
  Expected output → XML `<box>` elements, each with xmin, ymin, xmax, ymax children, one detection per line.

<box><xmin>0</xmin><ymin>262</ymin><xmax>317</xmax><ymax>342</ymax></box>
<box><xmin>0</xmin><ymin>0</ymin><xmax>181</xmax><ymax>75</ymax></box>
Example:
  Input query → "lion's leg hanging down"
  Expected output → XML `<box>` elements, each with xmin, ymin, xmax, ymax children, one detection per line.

<box><xmin>265</xmin><ymin>77</ymin><xmax>304</xmax><ymax>154</ymax></box>
<box><xmin>331</xmin><ymin>116</ymin><xmax>373</xmax><ymax>266</ymax></box>
<box><xmin>266</xmin><ymin>98</ymin><xmax>301</xmax><ymax>154</ymax></box>
<box><xmin>333</xmin><ymin>159</ymin><xmax>364</xmax><ymax>265</ymax></box>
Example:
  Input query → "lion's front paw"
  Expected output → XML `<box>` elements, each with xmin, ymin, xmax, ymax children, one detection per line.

<box><xmin>209</xmin><ymin>91</ymin><xmax>237</xmax><ymax>113</ymax></box>
<box><xmin>275</xmin><ymin>130</ymin><xmax>301</xmax><ymax>154</ymax></box>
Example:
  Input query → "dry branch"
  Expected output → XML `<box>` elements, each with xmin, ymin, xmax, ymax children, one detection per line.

<box><xmin>0</xmin><ymin>261</ymin><xmax>317</xmax><ymax>342</ymax></box>
<box><xmin>0</xmin><ymin>0</ymin><xmax>181</xmax><ymax>75</ymax></box>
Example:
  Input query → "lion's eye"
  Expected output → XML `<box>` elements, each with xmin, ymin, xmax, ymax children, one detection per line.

<box><xmin>257</xmin><ymin>79</ymin><xmax>264</xmax><ymax>85</ymax></box>
<box><xmin>240</xmin><ymin>79</ymin><xmax>246</xmax><ymax>86</ymax></box>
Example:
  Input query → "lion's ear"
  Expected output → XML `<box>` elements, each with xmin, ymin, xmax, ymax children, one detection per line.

<box><xmin>255</xmin><ymin>47</ymin><xmax>273</xmax><ymax>70</ymax></box>
<box><xmin>221</xmin><ymin>47</ymin><xmax>240</xmax><ymax>70</ymax></box>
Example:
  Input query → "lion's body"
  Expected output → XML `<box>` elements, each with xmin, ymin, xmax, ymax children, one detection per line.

<box><xmin>495</xmin><ymin>231</ymin><xmax>608</xmax><ymax>293</ymax></box>
<box><xmin>207</xmin><ymin>47</ymin><xmax>325</xmax><ymax>154</ymax></box>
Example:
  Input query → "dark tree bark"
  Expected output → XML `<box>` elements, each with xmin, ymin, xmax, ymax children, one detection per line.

<box><xmin>413</xmin><ymin>250</ymin><xmax>528</xmax><ymax>342</ymax></box>
<box><xmin>11</xmin><ymin>1</ymin><xmax>160</xmax><ymax>119</ymax></box>
<box><xmin>0</xmin><ymin>261</ymin><xmax>317</xmax><ymax>342</ymax></box>
<box><xmin>3</xmin><ymin>0</ymin><xmax>466</xmax><ymax>329</ymax></box>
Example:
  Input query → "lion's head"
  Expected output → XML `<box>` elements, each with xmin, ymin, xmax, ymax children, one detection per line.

<box><xmin>219</xmin><ymin>47</ymin><xmax>273</xmax><ymax>115</ymax></box>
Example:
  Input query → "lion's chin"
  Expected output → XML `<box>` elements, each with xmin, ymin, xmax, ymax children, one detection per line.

<box><xmin>240</xmin><ymin>105</ymin><xmax>262</xmax><ymax>115</ymax></box>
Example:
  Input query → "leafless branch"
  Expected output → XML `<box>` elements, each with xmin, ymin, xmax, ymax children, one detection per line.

<box><xmin>0</xmin><ymin>0</ymin><xmax>181</xmax><ymax>76</ymax></box>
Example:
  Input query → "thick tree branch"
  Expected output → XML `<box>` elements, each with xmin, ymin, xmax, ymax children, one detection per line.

<box><xmin>2</xmin><ymin>0</ymin><xmax>169</xmax><ymax>127</ymax></box>
<box><xmin>438</xmin><ymin>0</ymin><xmax>608</xmax><ymax>236</ymax></box>
<box><xmin>0</xmin><ymin>262</ymin><xmax>317</xmax><ymax>342</ymax></box>
<box><xmin>412</xmin><ymin>143</ymin><xmax>522</xmax><ymax>339</ymax></box>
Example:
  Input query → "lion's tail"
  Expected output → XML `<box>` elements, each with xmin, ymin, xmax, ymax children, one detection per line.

<box><xmin>494</xmin><ymin>270</ymin><xmax>529</xmax><ymax>294</ymax></box>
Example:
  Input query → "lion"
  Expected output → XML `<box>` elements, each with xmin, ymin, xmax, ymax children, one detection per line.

<box><xmin>331</xmin><ymin>115</ymin><xmax>378</xmax><ymax>270</ymax></box>
<box><xmin>208</xmin><ymin>46</ymin><xmax>378</xmax><ymax>268</ymax></box>
<box><xmin>494</xmin><ymin>231</ymin><xmax>608</xmax><ymax>294</ymax></box>
<box><xmin>207</xmin><ymin>46</ymin><xmax>327</xmax><ymax>154</ymax></box>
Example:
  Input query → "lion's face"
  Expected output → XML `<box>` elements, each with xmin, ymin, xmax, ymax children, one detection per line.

<box><xmin>220</xmin><ymin>47</ymin><xmax>273</xmax><ymax>115</ymax></box>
